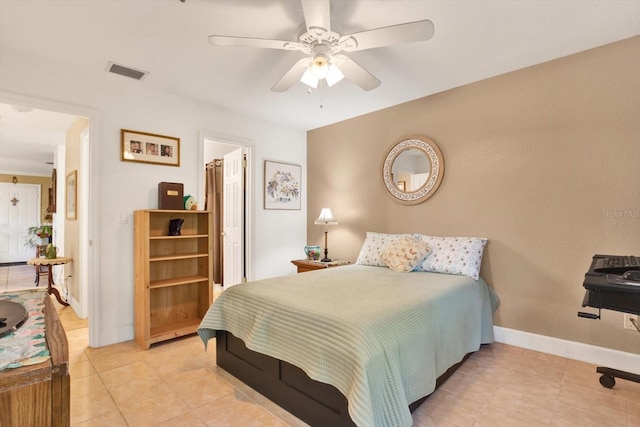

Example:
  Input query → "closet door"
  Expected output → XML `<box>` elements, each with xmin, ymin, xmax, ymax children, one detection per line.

<box><xmin>222</xmin><ymin>148</ymin><xmax>245</xmax><ymax>287</ymax></box>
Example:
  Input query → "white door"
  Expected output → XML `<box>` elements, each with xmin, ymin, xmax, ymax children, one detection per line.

<box><xmin>0</xmin><ymin>183</ymin><xmax>41</xmax><ymax>263</ymax></box>
<box><xmin>222</xmin><ymin>148</ymin><xmax>245</xmax><ymax>287</ymax></box>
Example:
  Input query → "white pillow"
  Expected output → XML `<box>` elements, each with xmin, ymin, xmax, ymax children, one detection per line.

<box><xmin>381</xmin><ymin>236</ymin><xmax>432</xmax><ymax>272</ymax></box>
<box><xmin>355</xmin><ymin>232</ymin><xmax>415</xmax><ymax>267</ymax></box>
<box><xmin>413</xmin><ymin>235</ymin><xmax>488</xmax><ymax>280</ymax></box>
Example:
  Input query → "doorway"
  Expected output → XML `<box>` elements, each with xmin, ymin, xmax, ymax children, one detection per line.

<box><xmin>201</xmin><ymin>135</ymin><xmax>253</xmax><ymax>287</ymax></box>
<box><xmin>0</xmin><ymin>92</ymin><xmax>99</xmax><ymax>346</ymax></box>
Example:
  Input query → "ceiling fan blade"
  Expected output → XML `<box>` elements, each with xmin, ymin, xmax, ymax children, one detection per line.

<box><xmin>337</xmin><ymin>56</ymin><xmax>380</xmax><ymax>91</ymax></box>
<box><xmin>342</xmin><ymin>20</ymin><xmax>434</xmax><ymax>52</ymax></box>
<box><xmin>301</xmin><ymin>0</ymin><xmax>331</xmax><ymax>34</ymax></box>
<box><xmin>208</xmin><ymin>35</ymin><xmax>301</xmax><ymax>51</ymax></box>
<box><xmin>271</xmin><ymin>58</ymin><xmax>310</xmax><ymax>92</ymax></box>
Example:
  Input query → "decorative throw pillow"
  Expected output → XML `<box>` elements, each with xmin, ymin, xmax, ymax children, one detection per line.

<box><xmin>381</xmin><ymin>236</ymin><xmax>432</xmax><ymax>272</ymax></box>
<box><xmin>355</xmin><ymin>232</ymin><xmax>415</xmax><ymax>267</ymax></box>
<box><xmin>413</xmin><ymin>235</ymin><xmax>488</xmax><ymax>280</ymax></box>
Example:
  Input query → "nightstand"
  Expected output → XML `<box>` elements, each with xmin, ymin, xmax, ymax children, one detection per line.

<box><xmin>291</xmin><ymin>259</ymin><xmax>350</xmax><ymax>273</ymax></box>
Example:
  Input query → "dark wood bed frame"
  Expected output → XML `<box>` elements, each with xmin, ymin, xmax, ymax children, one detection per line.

<box><xmin>216</xmin><ymin>330</ymin><xmax>469</xmax><ymax>426</ymax></box>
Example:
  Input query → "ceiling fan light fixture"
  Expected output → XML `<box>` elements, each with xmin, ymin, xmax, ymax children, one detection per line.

<box><xmin>325</xmin><ymin>64</ymin><xmax>344</xmax><ymax>87</ymax></box>
<box><xmin>300</xmin><ymin>52</ymin><xmax>343</xmax><ymax>88</ymax></box>
<box><xmin>310</xmin><ymin>54</ymin><xmax>329</xmax><ymax>79</ymax></box>
<box><xmin>300</xmin><ymin>67</ymin><xmax>319</xmax><ymax>88</ymax></box>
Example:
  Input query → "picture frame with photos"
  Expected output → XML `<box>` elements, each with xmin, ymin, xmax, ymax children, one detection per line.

<box><xmin>121</xmin><ymin>129</ymin><xmax>180</xmax><ymax>167</ymax></box>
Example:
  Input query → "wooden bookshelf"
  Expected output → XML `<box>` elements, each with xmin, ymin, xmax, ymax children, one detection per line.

<box><xmin>134</xmin><ymin>210</ymin><xmax>213</xmax><ymax>349</ymax></box>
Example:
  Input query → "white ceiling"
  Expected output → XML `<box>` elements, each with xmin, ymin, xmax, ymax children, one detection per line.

<box><xmin>1</xmin><ymin>0</ymin><xmax>639</xmax><ymax>175</ymax></box>
<box><xmin>0</xmin><ymin>104</ymin><xmax>77</xmax><ymax>175</ymax></box>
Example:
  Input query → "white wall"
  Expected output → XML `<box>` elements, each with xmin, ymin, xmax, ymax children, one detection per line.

<box><xmin>0</xmin><ymin>46</ymin><xmax>307</xmax><ymax>347</ymax></box>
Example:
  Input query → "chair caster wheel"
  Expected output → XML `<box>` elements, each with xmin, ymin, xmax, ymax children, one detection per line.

<box><xmin>599</xmin><ymin>374</ymin><xmax>615</xmax><ymax>389</ymax></box>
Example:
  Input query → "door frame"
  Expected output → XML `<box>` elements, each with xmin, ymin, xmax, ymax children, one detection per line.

<box><xmin>0</xmin><ymin>90</ymin><xmax>102</xmax><ymax>347</ymax></box>
<box><xmin>198</xmin><ymin>130</ymin><xmax>253</xmax><ymax>283</ymax></box>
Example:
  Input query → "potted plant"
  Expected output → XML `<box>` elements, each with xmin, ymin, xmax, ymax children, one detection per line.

<box><xmin>25</xmin><ymin>224</ymin><xmax>53</xmax><ymax>248</ymax></box>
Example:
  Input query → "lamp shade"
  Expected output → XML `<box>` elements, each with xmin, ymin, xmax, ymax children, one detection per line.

<box><xmin>325</xmin><ymin>64</ymin><xmax>344</xmax><ymax>87</ymax></box>
<box><xmin>300</xmin><ymin>67</ymin><xmax>319</xmax><ymax>88</ymax></box>
<box><xmin>314</xmin><ymin>208</ymin><xmax>337</xmax><ymax>225</ymax></box>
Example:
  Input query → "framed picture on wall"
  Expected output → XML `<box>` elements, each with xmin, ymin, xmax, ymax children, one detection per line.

<box><xmin>264</xmin><ymin>160</ymin><xmax>301</xmax><ymax>210</ymax></box>
<box><xmin>66</xmin><ymin>170</ymin><xmax>77</xmax><ymax>220</ymax></box>
<box><xmin>47</xmin><ymin>168</ymin><xmax>57</xmax><ymax>213</ymax></box>
<box><xmin>121</xmin><ymin>129</ymin><xmax>180</xmax><ymax>167</ymax></box>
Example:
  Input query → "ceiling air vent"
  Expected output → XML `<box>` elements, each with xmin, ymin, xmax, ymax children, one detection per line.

<box><xmin>105</xmin><ymin>61</ymin><xmax>148</xmax><ymax>80</ymax></box>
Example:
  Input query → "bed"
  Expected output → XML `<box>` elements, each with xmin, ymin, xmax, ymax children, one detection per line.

<box><xmin>198</xmin><ymin>258</ymin><xmax>498</xmax><ymax>426</ymax></box>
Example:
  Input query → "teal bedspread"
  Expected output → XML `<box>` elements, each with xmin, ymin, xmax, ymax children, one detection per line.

<box><xmin>198</xmin><ymin>265</ymin><xmax>498</xmax><ymax>427</ymax></box>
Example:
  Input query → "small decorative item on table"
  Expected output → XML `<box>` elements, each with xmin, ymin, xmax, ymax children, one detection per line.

<box><xmin>44</xmin><ymin>244</ymin><xmax>58</xmax><ymax>259</ymax></box>
<box><xmin>168</xmin><ymin>218</ymin><xmax>184</xmax><ymax>236</ymax></box>
<box><xmin>304</xmin><ymin>245</ymin><xmax>321</xmax><ymax>261</ymax></box>
<box><xmin>158</xmin><ymin>182</ymin><xmax>184</xmax><ymax>210</ymax></box>
<box><xmin>183</xmin><ymin>195</ymin><xmax>198</xmax><ymax>210</ymax></box>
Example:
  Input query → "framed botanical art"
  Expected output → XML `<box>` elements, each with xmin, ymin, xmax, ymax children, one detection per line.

<box><xmin>121</xmin><ymin>129</ymin><xmax>180</xmax><ymax>167</ymax></box>
<box><xmin>264</xmin><ymin>160</ymin><xmax>301</xmax><ymax>210</ymax></box>
<box><xmin>66</xmin><ymin>170</ymin><xmax>77</xmax><ymax>220</ymax></box>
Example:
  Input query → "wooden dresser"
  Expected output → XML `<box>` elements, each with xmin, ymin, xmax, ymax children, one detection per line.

<box><xmin>0</xmin><ymin>296</ymin><xmax>70</xmax><ymax>427</ymax></box>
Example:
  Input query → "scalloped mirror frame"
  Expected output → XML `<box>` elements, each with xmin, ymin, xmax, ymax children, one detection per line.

<box><xmin>382</xmin><ymin>135</ymin><xmax>445</xmax><ymax>205</ymax></box>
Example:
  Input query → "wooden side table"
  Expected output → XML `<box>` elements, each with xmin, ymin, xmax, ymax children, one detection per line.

<box><xmin>26</xmin><ymin>257</ymin><xmax>72</xmax><ymax>306</ymax></box>
<box><xmin>291</xmin><ymin>259</ymin><xmax>350</xmax><ymax>273</ymax></box>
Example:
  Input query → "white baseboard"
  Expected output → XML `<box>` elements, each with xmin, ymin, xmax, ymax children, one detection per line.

<box><xmin>96</xmin><ymin>326</ymin><xmax>134</xmax><ymax>348</ymax></box>
<box><xmin>67</xmin><ymin>294</ymin><xmax>81</xmax><ymax>317</ymax></box>
<box><xmin>493</xmin><ymin>326</ymin><xmax>640</xmax><ymax>375</ymax></box>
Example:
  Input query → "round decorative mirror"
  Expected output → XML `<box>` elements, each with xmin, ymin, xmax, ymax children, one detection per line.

<box><xmin>382</xmin><ymin>136</ymin><xmax>445</xmax><ymax>205</ymax></box>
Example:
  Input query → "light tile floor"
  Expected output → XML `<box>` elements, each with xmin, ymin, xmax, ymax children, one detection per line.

<box><xmin>3</xmin><ymin>264</ymin><xmax>639</xmax><ymax>426</ymax></box>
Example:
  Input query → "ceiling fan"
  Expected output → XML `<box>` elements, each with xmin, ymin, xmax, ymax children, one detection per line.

<box><xmin>208</xmin><ymin>0</ymin><xmax>434</xmax><ymax>92</ymax></box>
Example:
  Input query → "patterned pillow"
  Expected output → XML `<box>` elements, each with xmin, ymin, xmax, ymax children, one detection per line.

<box><xmin>355</xmin><ymin>232</ymin><xmax>415</xmax><ymax>267</ymax></box>
<box><xmin>413</xmin><ymin>235</ymin><xmax>488</xmax><ymax>280</ymax></box>
<box><xmin>381</xmin><ymin>236</ymin><xmax>432</xmax><ymax>272</ymax></box>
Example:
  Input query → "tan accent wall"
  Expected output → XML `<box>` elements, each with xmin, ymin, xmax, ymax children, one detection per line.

<box><xmin>64</xmin><ymin>117</ymin><xmax>88</xmax><ymax>300</ymax></box>
<box><xmin>307</xmin><ymin>36</ymin><xmax>640</xmax><ymax>354</ymax></box>
<box><xmin>0</xmin><ymin>174</ymin><xmax>52</xmax><ymax>224</ymax></box>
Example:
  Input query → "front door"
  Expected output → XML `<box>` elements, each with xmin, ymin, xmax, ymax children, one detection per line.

<box><xmin>0</xmin><ymin>183</ymin><xmax>41</xmax><ymax>263</ymax></box>
<box><xmin>222</xmin><ymin>148</ymin><xmax>245</xmax><ymax>287</ymax></box>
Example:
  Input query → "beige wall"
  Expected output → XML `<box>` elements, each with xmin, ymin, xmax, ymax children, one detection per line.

<box><xmin>64</xmin><ymin>117</ymin><xmax>88</xmax><ymax>299</ymax></box>
<box><xmin>307</xmin><ymin>36</ymin><xmax>640</xmax><ymax>354</ymax></box>
<box><xmin>0</xmin><ymin>173</ymin><xmax>52</xmax><ymax>224</ymax></box>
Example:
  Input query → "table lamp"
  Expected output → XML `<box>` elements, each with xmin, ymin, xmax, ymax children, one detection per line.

<box><xmin>314</xmin><ymin>208</ymin><xmax>338</xmax><ymax>262</ymax></box>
